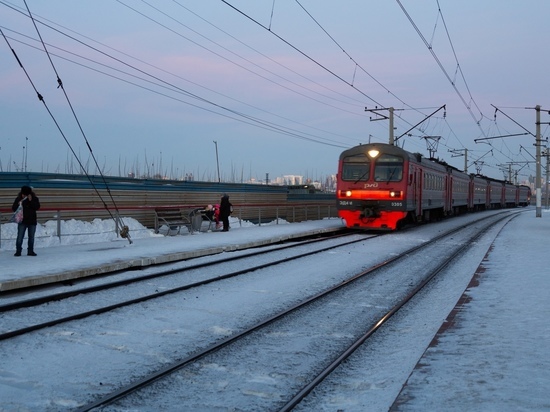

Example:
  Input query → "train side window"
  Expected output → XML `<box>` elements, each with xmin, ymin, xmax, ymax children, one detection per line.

<box><xmin>342</xmin><ymin>154</ymin><xmax>370</xmax><ymax>181</ymax></box>
<box><xmin>374</xmin><ymin>154</ymin><xmax>403</xmax><ymax>182</ymax></box>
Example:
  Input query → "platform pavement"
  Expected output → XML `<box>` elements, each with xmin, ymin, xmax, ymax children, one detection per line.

<box><xmin>0</xmin><ymin>219</ymin><xmax>345</xmax><ymax>292</ymax></box>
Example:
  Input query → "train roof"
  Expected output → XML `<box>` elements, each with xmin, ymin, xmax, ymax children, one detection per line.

<box><xmin>340</xmin><ymin>143</ymin><xmax>450</xmax><ymax>172</ymax></box>
<box><xmin>339</xmin><ymin>143</ymin><xmax>417</xmax><ymax>161</ymax></box>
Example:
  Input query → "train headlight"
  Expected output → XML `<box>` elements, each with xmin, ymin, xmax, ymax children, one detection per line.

<box><xmin>339</xmin><ymin>190</ymin><xmax>353</xmax><ymax>197</ymax></box>
<box><xmin>367</xmin><ymin>149</ymin><xmax>380</xmax><ymax>158</ymax></box>
<box><xmin>389</xmin><ymin>190</ymin><xmax>401</xmax><ymax>198</ymax></box>
<box><xmin>345</xmin><ymin>190</ymin><xmax>352</xmax><ymax>197</ymax></box>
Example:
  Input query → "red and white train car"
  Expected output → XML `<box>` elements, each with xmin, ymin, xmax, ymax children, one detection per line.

<box><xmin>337</xmin><ymin>142</ymin><xmax>531</xmax><ymax>230</ymax></box>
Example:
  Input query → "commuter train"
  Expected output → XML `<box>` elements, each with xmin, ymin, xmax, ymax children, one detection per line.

<box><xmin>336</xmin><ymin>143</ymin><xmax>531</xmax><ymax>230</ymax></box>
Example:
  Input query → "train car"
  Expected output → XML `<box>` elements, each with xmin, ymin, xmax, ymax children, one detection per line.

<box><xmin>419</xmin><ymin>157</ymin><xmax>449</xmax><ymax>219</ymax></box>
<box><xmin>487</xmin><ymin>178</ymin><xmax>504</xmax><ymax>208</ymax></box>
<box><xmin>337</xmin><ymin>143</ymin><xmax>414</xmax><ymax>230</ymax></box>
<box><xmin>447</xmin><ymin>166</ymin><xmax>470</xmax><ymax>215</ymax></box>
<box><xmin>517</xmin><ymin>185</ymin><xmax>531</xmax><ymax>206</ymax></box>
<box><xmin>504</xmin><ymin>182</ymin><xmax>518</xmax><ymax>207</ymax></box>
<box><xmin>336</xmin><ymin>143</ymin><xmax>532</xmax><ymax>231</ymax></box>
<box><xmin>470</xmin><ymin>175</ymin><xmax>488</xmax><ymax>211</ymax></box>
<box><xmin>337</xmin><ymin>143</ymin><xmax>451</xmax><ymax>230</ymax></box>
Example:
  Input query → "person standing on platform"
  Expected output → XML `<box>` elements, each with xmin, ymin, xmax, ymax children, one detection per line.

<box><xmin>219</xmin><ymin>193</ymin><xmax>232</xmax><ymax>232</ymax></box>
<box><xmin>12</xmin><ymin>185</ymin><xmax>40</xmax><ymax>256</ymax></box>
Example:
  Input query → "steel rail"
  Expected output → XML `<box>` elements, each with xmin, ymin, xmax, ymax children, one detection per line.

<box><xmin>0</xmin><ymin>229</ymin><xmax>350</xmax><ymax>311</ymax></box>
<box><xmin>0</xmin><ymin>233</ymin><xmax>368</xmax><ymax>340</ymax></box>
<box><xmin>278</xmin><ymin>211</ymin><xmax>521</xmax><ymax>411</ymax></box>
<box><xmin>76</xmin><ymin>210</ymin><xmax>521</xmax><ymax>411</ymax></box>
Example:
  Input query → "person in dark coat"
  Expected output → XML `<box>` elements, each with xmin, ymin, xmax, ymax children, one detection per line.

<box><xmin>218</xmin><ymin>193</ymin><xmax>232</xmax><ymax>232</ymax></box>
<box><xmin>12</xmin><ymin>185</ymin><xmax>40</xmax><ymax>256</ymax></box>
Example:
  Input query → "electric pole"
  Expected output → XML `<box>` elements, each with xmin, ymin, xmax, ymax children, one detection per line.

<box><xmin>529</xmin><ymin>105</ymin><xmax>550</xmax><ymax>217</ymax></box>
<box><xmin>543</xmin><ymin>148</ymin><xmax>550</xmax><ymax>209</ymax></box>
<box><xmin>449</xmin><ymin>148</ymin><xmax>468</xmax><ymax>173</ymax></box>
<box><xmin>213</xmin><ymin>141</ymin><xmax>220</xmax><ymax>183</ymax></box>
<box><xmin>365</xmin><ymin>106</ymin><xmax>395</xmax><ymax>145</ymax></box>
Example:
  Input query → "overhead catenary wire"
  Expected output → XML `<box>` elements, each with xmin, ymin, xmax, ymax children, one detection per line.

<box><xmin>391</xmin><ymin>0</ymin><xmax>538</xmax><ymax>176</ymax></box>
<box><xmin>221</xmin><ymin>0</ymin><xmax>491</xmax><ymax>166</ymax></box>
<box><xmin>1</xmin><ymin>2</ymin><xmax>466</xmax><ymax>158</ymax></box>
<box><xmin>0</xmin><ymin>1</ymin><xmax>540</xmax><ymax>182</ymax></box>
<box><xmin>167</xmin><ymin>0</ymin><xmax>369</xmax><ymax>108</ymax></box>
<box><xmin>220</xmin><ymin>0</ymin><xmax>453</xmax><ymax>158</ymax></box>
<box><xmin>4</xmin><ymin>0</ymin><xmax>359</xmax><ymax>148</ymax></box>
<box><xmin>15</xmin><ymin>1</ymin><xmax>133</xmax><ymax>243</ymax></box>
<box><xmin>254</xmin><ymin>1</ymin><xmax>468</xmax><ymax>160</ymax></box>
<box><xmin>294</xmin><ymin>0</ymin><xmax>420</xmax><ymax>115</ymax></box>
<box><xmin>395</xmin><ymin>0</ymin><xmax>487</xmax><ymax>138</ymax></box>
<box><xmin>1</xmin><ymin>2</ymin><xmax>356</xmax><ymax>156</ymax></box>
<box><xmin>122</xmin><ymin>0</ymin><xmax>544</xmax><ymax>176</ymax></box>
<box><xmin>220</xmin><ymin>0</ymin><xmax>383</xmax><ymax>109</ymax></box>
<box><xmin>0</xmin><ymin>24</ymin><xmax>402</xmax><ymax>156</ymax></box>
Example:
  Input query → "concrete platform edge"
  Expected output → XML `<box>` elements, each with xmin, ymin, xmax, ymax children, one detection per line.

<box><xmin>0</xmin><ymin>226</ymin><xmax>341</xmax><ymax>292</ymax></box>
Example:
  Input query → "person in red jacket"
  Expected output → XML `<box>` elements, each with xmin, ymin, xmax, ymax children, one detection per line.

<box><xmin>12</xmin><ymin>185</ymin><xmax>40</xmax><ymax>256</ymax></box>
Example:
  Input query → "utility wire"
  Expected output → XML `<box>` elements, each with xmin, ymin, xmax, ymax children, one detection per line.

<box><xmin>436</xmin><ymin>0</ymin><xmax>484</xmax><ymax>120</ymax></box>
<box><xmin>221</xmin><ymin>0</ymin><xmax>453</xmax><ymax>151</ymax></box>
<box><xmin>170</xmin><ymin>0</ymin><xmax>367</xmax><ymax>107</ymax></box>
<box><xmin>1</xmin><ymin>27</ymin><xmax>128</xmax><ymax>239</ymax></box>
<box><xmin>294</xmin><ymin>0</ymin><xmax>419</xmax><ymax>114</ymax></box>
<box><xmin>220</xmin><ymin>0</ymin><xmax>383</xmax><ymax>108</ymax></box>
<box><xmin>3</xmin><ymin>29</ymin><xmax>350</xmax><ymax>148</ymax></box>
<box><xmin>292</xmin><ymin>0</ymin><xmax>526</xmax><ymax>174</ymax></box>
<box><xmin>1</xmin><ymin>2</ymin><xmax>351</xmax><ymax>149</ymax></box>
<box><xmin>21</xmin><ymin>0</ymin><xmax>133</xmax><ymax>243</ymax></box>
<box><xmin>395</xmin><ymin>0</ymin><xmax>487</xmax><ymax>138</ymax></box>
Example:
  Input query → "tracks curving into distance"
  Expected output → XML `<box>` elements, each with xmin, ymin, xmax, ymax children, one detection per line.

<box><xmin>76</xmin><ymin>211</ymin><xmax>521</xmax><ymax>411</ymax></box>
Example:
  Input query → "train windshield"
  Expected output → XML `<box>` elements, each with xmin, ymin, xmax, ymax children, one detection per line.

<box><xmin>341</xmin><ymin>153</ymin><xmax>370</xmax><ymax>181</ymax></box>
<box><xmin>374</xmin><ymin>154</ymin><xmax>403</xmax><ymax>182</ymax></box>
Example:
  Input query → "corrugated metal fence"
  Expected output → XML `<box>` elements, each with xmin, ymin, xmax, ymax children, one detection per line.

<box><xmin>0</xmin><ymin>172</ymin><xmax>337</xmax><ymax>237</ymax></box>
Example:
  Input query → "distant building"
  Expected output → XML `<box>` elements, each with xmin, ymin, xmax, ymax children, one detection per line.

<box><xmin>283</xmin><ymin>175</ymin><xmax>303</xmax><ymax>185</ymax></box>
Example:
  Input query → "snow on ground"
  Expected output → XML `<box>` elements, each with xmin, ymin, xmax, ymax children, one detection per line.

<box><xmin>0</xmin><ymin>208</ymin><xmax>549</xmax><ymax>411</ymax></box>
<box><xmin>0</xmin><ymin>215</ymin><xmax>258</xmax><ymax>251</ymax></box>
<box><xmin>392</xmin><ymin>208</ymin><xmax>550</xmax><ymax>411</ymax></box>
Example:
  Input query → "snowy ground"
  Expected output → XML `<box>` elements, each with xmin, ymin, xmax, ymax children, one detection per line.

<box><xmin>0</xmin><ymin>208</ymin><xmax>549</xmax><ymax>411</ymax></box>
<box><xmin>392</xmin><ymin>208</ymin><xmax>550</xmax><ymax>411</ymax></box>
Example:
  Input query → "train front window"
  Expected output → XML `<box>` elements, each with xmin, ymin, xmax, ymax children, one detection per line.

<box><xmin>341</xmin><ymin>154</ymin><xmax>370</xmax><ymax>181</ymax></box>
<box><xmin>374</xmin><ymin>154</ymin><xmax>403</xmax><ymax>182</ymax></box>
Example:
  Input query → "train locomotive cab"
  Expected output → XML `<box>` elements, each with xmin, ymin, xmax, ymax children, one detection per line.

<box><xmin>337</xmin><ymin>144</ymin><xmax>410</xmax><ymax>230</ymax></box>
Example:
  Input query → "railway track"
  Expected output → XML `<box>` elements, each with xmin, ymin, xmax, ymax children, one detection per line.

<box><xmin>0</xmin><ymin>210</ymin><xmax>523</xmax><ymax>411</ymax></box>
<box><xmin>0</xmin><ymin>232</ymin><xmax>371</xmax><ymax>340</ymax></box>
<box><xmin>75</xmin><ymin>211</ymin><xmax>520</xmax><ymax>411</ymax></box>
<box><xmin>0</xmin><ymin>230</ymin><xmax>353</xmax><ymax>309</ymax></box>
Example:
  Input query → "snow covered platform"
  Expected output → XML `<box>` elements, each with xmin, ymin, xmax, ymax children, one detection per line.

<box><xmin>0</xmin><ymin>219</ymin><xmax>345</xmax><ymax>292</ymax></box>
<box><xmin>392</xmin><ymin>209</ymin><xmax>550</xmax><ymax>410</ymax></box>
